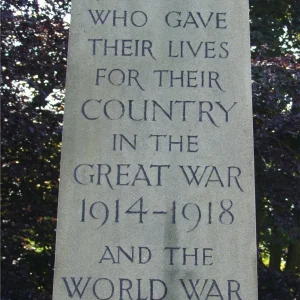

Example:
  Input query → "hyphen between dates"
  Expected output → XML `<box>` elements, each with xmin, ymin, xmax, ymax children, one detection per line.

<box><xmin>59</xmin><ymin>7</ymin><xmax>246</xmax><ymax>300</ymax></box>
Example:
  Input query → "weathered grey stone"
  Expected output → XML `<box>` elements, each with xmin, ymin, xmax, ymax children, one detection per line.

<box><xmin>53</xmin><ymin>1</ymin><xmax>258</xmax><ymax>299</ymax></box>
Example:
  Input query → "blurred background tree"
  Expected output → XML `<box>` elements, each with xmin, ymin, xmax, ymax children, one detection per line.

<box><xmin>1</xmin><ymin>1</ymin><xmax>70</xmax><ymax>299</ymax></box>
<box><xmin>250</xmin><ymin>0</ymin><xmax>300</xmax><ymax>298</ymax></box>
<box><xmin>1</xmin><ymin>0</ymin><xmax>299</xmax><ymax>299</ymax></box>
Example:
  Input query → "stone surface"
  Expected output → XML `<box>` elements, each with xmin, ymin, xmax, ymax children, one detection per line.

<box><xmin>53</xmin><ymin>0</ymin><xmax>258</xmax><ymax>299</ymax></box>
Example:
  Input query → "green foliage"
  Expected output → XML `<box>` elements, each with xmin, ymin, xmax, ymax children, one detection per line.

<box><xmin>1</xmin><ymin>0</ymin><xmax>299</xmax><ymax>299</ymax></box>
<box><xmin>250</xmin><ymin>0</ymin><xmax>300</xmax><ymax>56</ymax></box>
<box><xmin>252</xmin><ymin>53</ymin><xmax>300</xmax><ymax>298</ymax></box>
<box><xmin>1</xmin><ymin>1</ymin><xmax>70</xmax><ymax>298</ymax></box>
<box><xmin>250</xmin><ymin>2</ymin><xmax>300</xmax><ymax>298</ymax></box>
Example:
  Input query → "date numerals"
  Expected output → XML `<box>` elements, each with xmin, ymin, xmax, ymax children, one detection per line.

<box><xmin>81</xmin><ymin>198</ymin><xmax>235</xmax><ymax>233</ymax></box>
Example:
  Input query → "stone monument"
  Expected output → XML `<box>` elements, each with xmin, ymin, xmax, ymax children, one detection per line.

<box><xmin>53</xmin><ymin>0</ymin><xmax>258</xmax><ymax>299</ymax></box>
